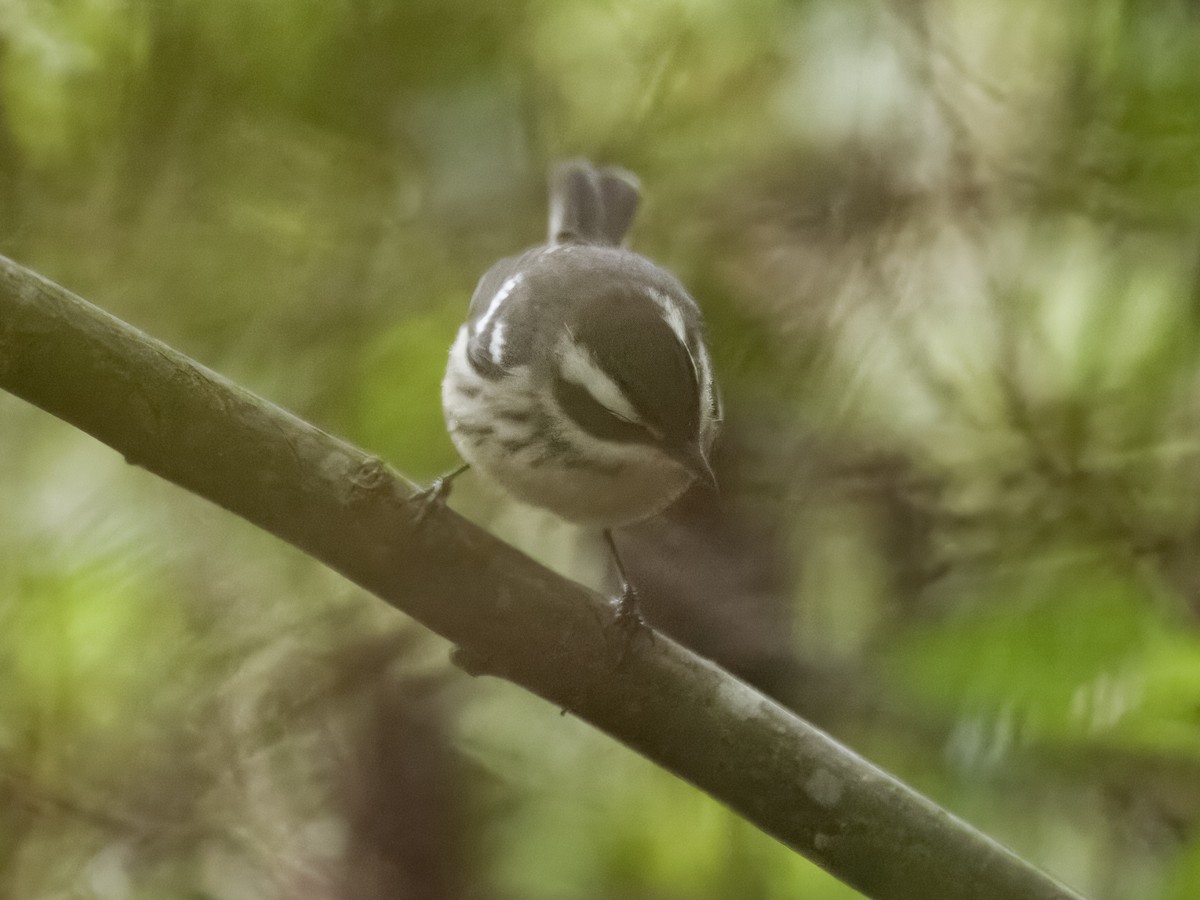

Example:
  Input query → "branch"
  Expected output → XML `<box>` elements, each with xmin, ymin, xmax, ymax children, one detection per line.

<box><xmin>0</xmin><ymin>254</ymin><xmax>1084</xmax><ymax>900</ymax></box>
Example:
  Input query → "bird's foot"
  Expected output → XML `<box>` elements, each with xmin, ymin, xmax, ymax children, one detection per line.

<box><xmin>412</xmin><ymin>476</ymin><xmax>453</xmax><ymax>525</ymax></box>
<box><xmin>411</xmin><ymin>463</ymin><xmax>469</xmax><ymax>525</ymax></box>
<box><xmin>610</xmin><ymin>584</ymin><xmax>655</xmax><ymax>666</ymax></box>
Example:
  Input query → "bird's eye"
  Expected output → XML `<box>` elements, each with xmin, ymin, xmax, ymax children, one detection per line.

<box><xmin>623</xmin><ymin>414</ymin><xmax>662</xmax><ymax>441</ymax></box>
<box><xmin>604</xmin><ymin>376</ymin><xmax>664</xmax><ymax>439</ymax></box>
<box><xmin>613</xmin><ymin>408</ymin><xmax>664</xmax><ymax>441</ymax></box>
<box><xmin>553</xmin><ymin>375</ymin><xmax>658</xmax><ymax>446</ymax></box>
<box><xmin>605</xmin><ymin>405</ymin><xmax>640</xmax><ymax>426</ymax></box>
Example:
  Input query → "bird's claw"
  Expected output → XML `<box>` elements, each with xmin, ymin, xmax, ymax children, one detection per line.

<box><xmin>412</xmin><ymin>477</ymin><xmax>452</xmax><ymax>525</ymax></box>
<box><xmin>610</xmin><ymin>584</ymin><xmax>655</xmax><ymax>666</ymax></box>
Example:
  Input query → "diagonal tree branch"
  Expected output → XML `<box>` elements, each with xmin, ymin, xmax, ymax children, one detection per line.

<box><xmin>0</xmin><ymin>254</ymin><xmax>1084</xmax><ymax>900</ymax></box>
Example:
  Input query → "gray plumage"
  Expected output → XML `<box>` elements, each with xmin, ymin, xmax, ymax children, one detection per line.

<box><xmin>441</xmin><ymin>160</ymin><xmax>720</xmax><ymax>527</ymax></box>
<box><xmin>548</xmin><ymin>160</ymin><xmax>641</xmax><ymax>247</ymax></box>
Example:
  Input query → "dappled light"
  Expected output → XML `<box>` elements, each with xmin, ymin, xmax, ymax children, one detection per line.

<box><xmin>4</xmin><ymin>1</ymin><xmax>1200</xmax><ymax>898</ymax></box>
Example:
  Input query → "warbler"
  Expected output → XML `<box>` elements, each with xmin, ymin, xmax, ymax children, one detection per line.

<box><xmin>436</xmin><ymin>160</ymin><xmax>721</xmax><ymax>625</ymax></box>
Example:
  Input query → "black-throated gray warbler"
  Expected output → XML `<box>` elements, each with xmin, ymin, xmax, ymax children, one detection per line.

<box><xmin>436</xmin><ymin>160</ymin><xmax>721</xmax><ymax>626</ymax></box>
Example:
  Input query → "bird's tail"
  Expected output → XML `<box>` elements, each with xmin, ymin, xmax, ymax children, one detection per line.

<box><xmin>548</xmin><ymin>160</ymin><xmax>641</xmax><ymax>247</ymax></box>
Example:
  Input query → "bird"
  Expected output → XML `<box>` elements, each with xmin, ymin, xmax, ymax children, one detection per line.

<box><xmin>432</xmin><ymin>159</ymin><xmax>721</xmax><ymax>630</ymax></box>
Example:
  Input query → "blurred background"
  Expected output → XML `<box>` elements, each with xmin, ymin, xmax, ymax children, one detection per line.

<box><xmin>4</xmin><ymin>0</ymin><xmax>1200</xmax><ymax>897</ymax></box>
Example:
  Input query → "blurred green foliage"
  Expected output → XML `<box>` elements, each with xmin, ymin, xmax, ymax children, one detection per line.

<box><xmin>6</xmin><ymin>0</ymin><xmax>1200</xmax><ymax>898</ymax></box>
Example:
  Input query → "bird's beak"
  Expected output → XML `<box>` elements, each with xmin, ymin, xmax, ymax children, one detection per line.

<box><xmin>673</xmin><ymin>440</ymin><xmax>718</xmax><ymax>492</ymax></box>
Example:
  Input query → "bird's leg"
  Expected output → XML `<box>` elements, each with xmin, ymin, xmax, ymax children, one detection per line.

<box><xmin>602</xmin><ymin>529</ymin><xmax>655</xmax><ymax>658</ymax></box>
<box><xmin>413</xmin><ymin>463</ymin><xmax>470</xmax><ymax>524</ymax></box>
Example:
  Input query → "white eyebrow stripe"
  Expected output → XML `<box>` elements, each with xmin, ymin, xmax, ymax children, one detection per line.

<box><xmin>694</xmin><ymin>339</ymin><xmax>720</xmax><ymax>431</ymax></box>
<box><xmin>649</xmin><ymin>288</ymin><xmax>715</xmax><ymax>428</ymax></box>
<box><xmin>694</xmin><ymin>336</ymin><xmax>713</xmax><ymax>398</ymax></box>
<box><xmin>488</xmin><ymin>319</ymin><xmax>507</xmax><ymax>364</ymax></box>
<box><xmin>558</xmin><ymin>336</ymin><xmax>643</xmax><ymax>424</ymax></box>
<box><xmin>647</xmin><ymin>288</ymin><xmax>690</xmax><ymax>346</ymax></box>
<box><xmin>475</xmin><ymin>273</ymin><xmax>523</xmax><ymax>335</ymax></box>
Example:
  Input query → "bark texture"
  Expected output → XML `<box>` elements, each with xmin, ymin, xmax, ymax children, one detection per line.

<box><xmin>0</xmin><ymin>254</ymin><xmax>1085</xmax><ymax>900</ymax></box>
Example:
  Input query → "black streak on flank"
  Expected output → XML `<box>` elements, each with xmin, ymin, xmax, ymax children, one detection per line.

<box><xmin>495</xmin><ymin>407</ymin><xmax>534</xmax><ymax>424</ymax></box>
<box><xmin>530</xmin><ymin>433</ymin><xmax>575</xmax><ymax>468</ymax></box>
<box><xmin>455</xmin><ymin>383</ymin><xmax>482</xmax><ymax>399</ymax></box>
<box><xmin>562</xmin><ymin>455</ymin><xmax>623</xmax><ymax>475</ymax></box>
<box><xmin>451</xmin><ymin>421</ymin><xmax>493</xmax><ymax>439</ymax></box>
